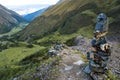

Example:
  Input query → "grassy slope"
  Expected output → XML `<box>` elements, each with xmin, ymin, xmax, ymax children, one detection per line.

<box><xmin>18</xmin><ymin>0</ymin><xmax>120</xmax><ymax>41</ymax></box>
<box><xmin>18</xmin><ymin>0</ymin><xmax>92</xmax><ymax>40</ymax></box>
<box><xmin>36</xmin><ymin>25</ymin><xmax>93</xmax><ymax>47</ymax></box>
<box><xmin>0</xmin><ymin>4</ymin><xmax>27</xmax><ymax>34</ymax></box>
<box><xmin>0</xmin><ymin>23</ymin><xmax>28</xmax><ymax>37</ymax></box>
<box><xmin>0</xmin><ymin>45</ymin><xmax>43</xmax><ymax>67</ymax></box>
<box><xmin>0</xmin><ymin>43</ymin><xmax>46</xmax><ymax>80</ymax></box>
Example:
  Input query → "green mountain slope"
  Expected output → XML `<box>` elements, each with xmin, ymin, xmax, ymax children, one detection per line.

<box><xmin>18</xmin><ymin>0</ymin><xmax>120</xmax><ymax>41</ymax></box>
<box><xmin>0</xmin><ymin>4</ymin><xmax>27</xmax><ymax>34</ymax></box>
<box><xmin>23</xmin><ymin>8</ymin><xmax>47</xmax><ymax>22</ymax></box>
<box><xmin>0</xmin><ymin>0</ymin><xmax>120</xmax><ymax>79</ymax></box>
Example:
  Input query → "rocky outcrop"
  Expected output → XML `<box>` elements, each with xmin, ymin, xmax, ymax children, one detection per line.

<box><xmin>73</xmin><ymin>36</ymin><xmax>120</xmax><ymax>78</ymax></box>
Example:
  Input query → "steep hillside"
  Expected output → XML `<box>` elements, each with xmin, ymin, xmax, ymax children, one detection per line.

<box><xmin>23</xmin><ymin>8</ymin><xmax>47</xmax><ymax>22</ymax></box>
<box><xmin>0</xmin><ymin>0</ymin><xmax>120</xmax><ymax>79</ymax></box>
<box><xmin>0</xmin><ymin>4</ymin><xmax>27</xmax><ymax>34</ymax></box>
<box><xmin>18</xmin><ymin>0</ymin><xmax>120</xmax><ymax>41</ymax></box>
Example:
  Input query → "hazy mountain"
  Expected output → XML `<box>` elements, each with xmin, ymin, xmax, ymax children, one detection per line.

<box><xmin>23</xmin><ymin>8</ymin><xmax>47</xmax><ymax>22</ymax></box>
<box><xmin>0</xmin><ymin>4</ymin><xmax>27</xmax><ymax>34</ymax></box>
<box><xmin>9</xmin><ymin>4</ymin><xmax>51</xmax><ymax>15</ymax></box>
<box><xmin>18</xmin><ymin>0</ymin><xmax>120</xmax><ymax>40</ymax></box>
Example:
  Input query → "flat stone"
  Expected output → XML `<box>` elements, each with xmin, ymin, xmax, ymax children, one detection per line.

<box><xmin>65</xmin><ymin>66</ymin><xmax>73</xmax><ymax>71</ymax></box>
<box><xmin>73</xmin><ymin>60</ymin><xmax>84</xmax><ymax>65</ymax></box>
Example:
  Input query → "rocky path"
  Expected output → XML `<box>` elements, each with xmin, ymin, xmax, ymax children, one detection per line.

<box><xmin>15</xmin><ymin>36</ymin><xmax>120</xmax><ymax>80</ymax></box>
<box><xmin>56</xmin><ymin>36</ymin><xmax>120</xmax><ymax>80</ymax></box>
<box><xmin>56</xmin><ymin>47</ymin><xmax>91</xmax><ymax>80</ymax></box>
<box><xmin>107</xmin><ymin>41</ymin><xmax>120</xmax><ymax>78</ymax></box>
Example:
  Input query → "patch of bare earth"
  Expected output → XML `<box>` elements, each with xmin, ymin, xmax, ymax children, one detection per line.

<box><xmin>56</xmin><ymin>48</ymin><xmax>91</xmax><ymax>80</ymax></box>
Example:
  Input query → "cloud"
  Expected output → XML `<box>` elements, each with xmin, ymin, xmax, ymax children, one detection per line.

<box><xmin>0</xmin><ymin>0</ymin><xmax>59</xmax><ymax>6</ymax></box>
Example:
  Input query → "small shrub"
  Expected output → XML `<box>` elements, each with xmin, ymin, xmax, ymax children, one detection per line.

<box><xmin>65</xmin><ymin>37</ymin><xmax>75</xmax><ymax>46</ymax></box>
<box><xmin>26</xmin><ymin>44</ymin><xmax>34</xmax><ymax>48</ymax></box>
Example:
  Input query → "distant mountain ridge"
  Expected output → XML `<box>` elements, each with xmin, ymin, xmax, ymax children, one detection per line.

<box><xmin>23</xmin><ymin>8</ymin><xmax>47</xmax><ymax>22</ymax></box>
<box><xmin>10</xmin><ymin>4</ymin><xmax>51</xmax><ymax>15</ymax></box>
<box><xmin>18</xmin><ymin>0</ymin><xmax>120</xmax><ymax>40</ymax></box>
<box><xmin>0</xmin><ymin>4</ymin><xmax>27</xmax><ymax>34</ymax></box>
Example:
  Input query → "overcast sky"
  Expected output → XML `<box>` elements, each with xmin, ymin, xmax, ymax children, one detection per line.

<box><xmin>0</xmin><ymin>0</ymin><xmax>59</xmax><ymax>7</ymax></box>
<box><xmin>0</xmin><ymin>0</ymin><xmax>60</xmax><ymax>15</ymax></box>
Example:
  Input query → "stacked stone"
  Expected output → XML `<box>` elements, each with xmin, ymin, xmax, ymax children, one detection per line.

<box><xmin>84</xmin><ymin>13</ymin><xmax>111</xmax><ymax>78</ymax></box>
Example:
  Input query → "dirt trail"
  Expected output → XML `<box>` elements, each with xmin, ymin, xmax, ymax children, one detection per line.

<box><xmin>56</xmin><ymin>48</ymin><xmax>91</xmax><ymax>80</ymax></box>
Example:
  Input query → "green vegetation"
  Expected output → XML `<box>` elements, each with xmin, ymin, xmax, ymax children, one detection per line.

<box><xmin>0</xmin><ymin>0</ymin><xmax>120</xmax><ymax>79</ymax></box>
<box><xmin>0</xmin><ymin>42</ymin><xmax>46</xmax><ymax>80</ymax></box>
<box><xmin>36</xmin><ymin>31</ymin><xmax>78</xmax><ymax>45</ymax></box>
<box><xmin>18</xmin><ymin>0</ymin><xmax>120</xmax><ymax>41</ymax></box>
<box><xmin>36</xmin><ymin>25</ymin><xmax>93</xmax><ymax>47</ymax></box>
<box><xmin>0</xmin><ymin>4</ymin><xmax>27</xmax><ymax>34</ymax></box>
<box><xmin>0</xmin><ymin>23</ymin><xmax>28</xmax><ymax>37</ymax></box>
<box><xmin>18</xmin><ymin>56</ymin><xmax>61</xmax><ymax>80</ymax></box>
<box><xmin>118</xmin><ymin>44</ymin><xmax>120</xmax><ymax>48</ymax></box>
<box><xmin>0</xmin><ymin>44</ymin><xmax>60</xmax><ymax>80</ymax></box>
<box><xmin>0</xmin><ymin>45</ymin><xmax>43</xmax><ymax>67</ymax></box>
<box><xmin>106</xmin><ymin>70</ymin><xmax>119</xmax><ymax>80</ymax></box>
<box><xmin>80</xmin><ymin>53</ymin><xmax>88</xmax><ymax>63</ymax></box>
<box><xmin>0</xmin><ymin>28</ymin><xmax>22</xmax><ymax>37</ymax></box>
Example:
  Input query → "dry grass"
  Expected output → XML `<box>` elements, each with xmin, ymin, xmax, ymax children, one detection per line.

<box><xmin>43</xmin><ymin>0</ymin><xmax>90</xmax><ymax>16</ymax></box>
<box><xmin>80</xmin><ymin>53</ymin><xmax>88</xmax><ymax>62</ymax></box>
